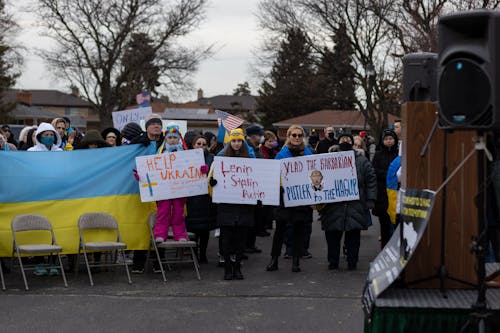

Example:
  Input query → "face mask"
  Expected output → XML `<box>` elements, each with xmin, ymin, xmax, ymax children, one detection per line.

<box><xmin>328</xmin><ymin>132</ymin><xmax>335</xmax><ymax>139</ymax></box>
<box><xmin>339</xmin><ymin>142</ymin><xmax>353</xmax><ymax>151</ymax></box>
<box><xmin>40</xmin><ymin>136</ymin><xmax>55</xmax><ymax>148</ymax></box>
<box><xmin>271</xmin><ymin>141</ymin><xmax>278</xmax><ymax>148</ymax></box>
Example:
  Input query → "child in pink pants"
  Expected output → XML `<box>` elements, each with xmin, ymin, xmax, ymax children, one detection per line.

<box><xmin>154</xmin><ymin>124</ymin><xmax>188</xmax><ymax>242</ymax></box>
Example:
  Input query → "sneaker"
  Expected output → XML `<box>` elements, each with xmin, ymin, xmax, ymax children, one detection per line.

<box><xmin>49</xmin><ymin>266</ymin><xmax>60</xmax><ymax>276</ymax></box>
<box><xmin>155</xmin><ymin>237</ymin><xmax>165</xmax><ymax>244</ymax></box>
<box><xmin>178</xmin><ymin>238</ymin><xmax>188</xmax><ymax>242</ymax></box>
<box><xmin>152</xmin><ymin>265</ymin><xmax>162</xmax><ymax>274</ymax></box>
<box><xmin>34</xmin><ymin>265</ymin><xmax>48</xmax><ymax>276</ymax></box>
<box><xmin>131</xmin><ymin>266</ymin><xmax>145</xmax><ymax>274</ymax></box>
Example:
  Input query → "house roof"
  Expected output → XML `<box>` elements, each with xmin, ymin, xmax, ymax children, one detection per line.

<box><xmin>162</xmin><ymin>108</ymin><xmax>218</xmax><ymax>121</ymax></box>
<box><xmin>273</xmin><ymin>110</ymin><xmax>397</xmax><ymax>129</ymax></box>
<box><xmin>5</xmin><ymin>89</ymin><xmax>93</xmax><ymax>107</ymax></box>
<box><xmin>196</xmin><ymin>95</ymin><xmax>257</xmax><ymax>111</ymax></box>
<box><xmin>10</xmin><ymin>104</ymin><xmax>61</xmax><ymax>119</ymax></box>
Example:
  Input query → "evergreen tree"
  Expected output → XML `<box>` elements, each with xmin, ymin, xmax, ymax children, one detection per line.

<box><xmin>116</xmin><ymin>33</ymin><xmax>160</xmax><ymax>109</ymax></box>
<box><xmin>314</xmin><ymin>23</ymin><xmax>357</xmax><ymax>110</ymax></box>
<box><xmin>0</xmin><ymin>0</ymin><xmax>20</xmax><ymax>123</ymax></box>
<box><xmin>257</xmin><ymin>28</ymin><xmax>318</xmax><ymax>128</ymax></box>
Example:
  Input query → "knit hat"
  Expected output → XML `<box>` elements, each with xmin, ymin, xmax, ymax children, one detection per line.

<box><xmin>228</xmin><ymin>128</ymin><xmax>245</xmax><ymax>141</ymax></box>
<box><xmin>78</xmin><ymin>130</ymin><xmax>106</xmax><ymax>148</ymax></box>
<box><xmin>246</xmin><ymin>124</ymin><xmax>264</xmax><ymax>136</ymax></box>
<box><xmin>145</xmin><ymin>114</ymin><xmax>163</xmax><ymax>130</ymax></box>
<box><xmin>121</xmin><ymin>122</ymin><xmax>143</xmax><ymax>140</ymax></box>
<box><xmin>337</xmin><ymin>131</ymin><xmax>354</xmax><ymax>144</ymax></box>
<box><xmin>165</xmin><ymin>124</ymin><xmax>181</xmax><ymax>138</ymax></box>
<box><xmin>382</xmin><ymin>129</ymin><xmax>397</xmax><ymax>140</ymax></box>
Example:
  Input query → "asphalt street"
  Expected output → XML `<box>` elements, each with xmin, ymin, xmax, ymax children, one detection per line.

<box><xmin>0</xmin><ymin>212</ymin><xmax>380</xmax><ymax>333</ymax></box>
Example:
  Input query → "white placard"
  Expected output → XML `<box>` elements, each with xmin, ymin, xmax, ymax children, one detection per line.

<box><xmin>112</xmin><ymin>107</ymin><xmax>153</xmax><ymax>131</ymax></box>
<box><xmin>135</xmin><ymin>149</ymin><xmax>208</xmax><ymax>202</ymax></box>
<box><xmin>212</xmin><ymin>156</ymin><xmax>281</xmax><ymax>205</ymax></box>
<box><xmin>280</xmin><ymin>151</ymin><xmax>359</xmax><ymax>207</ymax></box>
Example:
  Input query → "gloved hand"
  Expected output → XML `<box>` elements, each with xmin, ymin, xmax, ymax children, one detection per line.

<box><xmin>133</xmin><ymin>169</ymin><xmax>140</xmax><ymax>181</ymax></box>
<box><xmin>366</xmin><ymin>200</ymin><xmax>375</xmax><ymax>210</ymax></box>
<box><xmin>200</xmin><ymin>164</ymin><xmax>209</xmax><ymax>175</ymax></box>
<box><xmin>209</xmin><ymin>177</ymin><xmax>217</xmax><ymax>186</ymax></box>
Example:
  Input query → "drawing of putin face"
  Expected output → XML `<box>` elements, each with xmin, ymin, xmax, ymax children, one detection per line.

<box><xmin>310</xmin><ymin>170</ymin><xmax>323</xmax><ymax>190</ymax></box>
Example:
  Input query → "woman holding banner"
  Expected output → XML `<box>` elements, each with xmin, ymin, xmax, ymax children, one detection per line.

<box><xmin>209</xmin><ymin>128</ymin><xmax>255</xmax><ymax>280</ymax></box>
<box><xmin>320</xmin><ymin>133</ymin><xmax>377</xmax><ymax>270</ymax></box>
<box><xmin>266</xmin><ymin>125</ymin><xmax>313</xmax><ymax>273</ymax></box>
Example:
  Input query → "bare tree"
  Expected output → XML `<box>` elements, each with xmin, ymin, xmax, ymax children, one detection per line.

<box><xmin>34</xmin><ymin>0</ymin><xmax>212</xmax><ymax>128</ymax></box>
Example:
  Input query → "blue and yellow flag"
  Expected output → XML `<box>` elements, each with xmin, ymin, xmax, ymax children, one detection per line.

<box><xmin>0</xmin><ymin>144</ymin><xmax>156</xmax><ymax>255</ymax></box>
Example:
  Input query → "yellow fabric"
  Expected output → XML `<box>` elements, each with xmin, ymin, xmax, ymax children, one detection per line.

<box><xmin>386</xmin><ymin>188</ymin><xmax>398</xmax><ymax>224</ymax></box>
<box><xmin>0</xmin><ymin>194</ymin><xmax>156</xmax><ymax>255</ymax></box>
<box><xmin>63</xmin><ymin>142</ymin><xmax>74</xmax><ymax>151</ymax></box>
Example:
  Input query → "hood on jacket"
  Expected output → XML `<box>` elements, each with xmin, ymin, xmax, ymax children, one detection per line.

<box><xmin>34</xmin><ymin>122</ymin><xmax>62</xmax><ymax>148</ymax></box>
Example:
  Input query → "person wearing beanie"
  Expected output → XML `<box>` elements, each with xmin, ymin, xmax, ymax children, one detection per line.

<box><xmin>321</xmin><ymin>132</ymin><xmax>377</xmax><ymax>270</ymax></box>
<box><xmin>372</xmin><ymin>129</ymin><xmax>399</xmax><ymax>249</ymax></box>
<box><xmin>153</xmin><ymin>122</ymin><xmax>189</xmax><ymax>246</ymax></box>
<box><xmin>101</xmin><ymin>128</ymin><xmax>121</xmax><ymax>147</ymax></box>
<box><xmin>121</xmin><ymin>122</ymin><xmax>143</xmax><ymax>144</ymax></box>
<box><xmin>129</xmin><ymin>117</ymin><xmax>165</xmax><ymax>274</ymax></box>
<box><xmin>76</xmin><ymin>130</ymin><xmax>108</xmax><ymax>149</ymax></box>
<box><xmin>209</xmin><ymin>127</ymin><xmax>255</xmax><ymax>280</ymax></box>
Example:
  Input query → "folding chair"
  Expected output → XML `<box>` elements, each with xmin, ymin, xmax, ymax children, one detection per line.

<box><xmin>11</xmin><ymin>214</ymin><xmax>68</xmax><ymax>290</ymax></box>
<box><xmin>77</xmin><ymin>212</ymin><xmax>131</xmax><ymax>286</ymax></box>
<box><xmin>147</xmin><ymin>212</ymin><xmax>201</xmax><ymax>282</ymax></box>
<box><xmin>0</xmin><ymin>259</ymin><xmax>4</xmax><ymax>291</ymax></box>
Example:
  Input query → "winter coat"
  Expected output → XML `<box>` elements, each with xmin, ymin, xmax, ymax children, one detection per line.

<box><xmin>186</xmin><ymin>150</ymin><xmax>217</xmax><ymax>231</ymax></box>
<box><xmin>28</xmin><ymin>123</ymin><xmax>63</xmax><ymax>152</ymax></box>
<box><xmin>260</xmin><ymin>145</ymin><xmax>278</xmax><ymax>159</ymax></box>
<box><xmin>319</xmin><ymin>149</ymin><xmax>377</xmax><ymax>231</ymax></box>
<box><xmin>275</xmin><ymin>143</ymin><xmax>313</xmax><ymax>221</ymax></box>
<box><xmin>371</xmin><ymin>144</ymin><xmax>398</xmax><ymax>216</ymax></box>
<box><xmin>247</xmin><ymin>140</ymin><xmax>263</xmax><ymax>158</ymax></box>
<box><xmin>316</xmin><ymin>137</ymin><xmax>338</xmax><ymax>154</ymax></box>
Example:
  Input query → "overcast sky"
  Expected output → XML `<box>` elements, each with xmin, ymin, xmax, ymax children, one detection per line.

<box><xmin>13</xmin><ymin>0</ymin><xmax>263</xmax><ymax>102</ymax></box>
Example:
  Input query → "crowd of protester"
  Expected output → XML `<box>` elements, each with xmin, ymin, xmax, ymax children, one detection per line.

<box><xmin>0</xmin><ymin>115</ymin><xmax>412</xmax><ymax>280</ymax></box>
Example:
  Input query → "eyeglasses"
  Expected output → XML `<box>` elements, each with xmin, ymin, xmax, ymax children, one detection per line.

<box><xmin>290</xmin><ymin>133</ymin><xmax>304</xmax><ymax>138</ymax></box>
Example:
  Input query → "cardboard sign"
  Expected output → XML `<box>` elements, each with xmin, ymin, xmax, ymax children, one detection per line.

<box><xmin>135</xmin><ymin>149</ymin><xmax>208</xmax><ymax>202</ymax></box>
<box><xmin>280</xmin><ymin>151</ymin><xmax>359</xmax><ymax>207</ymax></box>
<box><xmin>362</xmin><ymin>189</ymin><xmax>436</xmax><ymax>319</ymax></box>
<box><xmin>212</xmin><ymin>156</ymin><xmax>280</xmax><ymax>205</ymax></box>
<box><xmin>112</xmin><ymin>107</ymin><xmax>152</xmax><ymax>131</ymax></box>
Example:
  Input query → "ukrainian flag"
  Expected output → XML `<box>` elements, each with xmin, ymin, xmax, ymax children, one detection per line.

<box><xmin>0</xmin><ymin>144</ymin><xmax>156</xmax><ymax>256</ymax></box>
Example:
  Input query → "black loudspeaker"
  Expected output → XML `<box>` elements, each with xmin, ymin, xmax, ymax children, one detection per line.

<box><xmin>402</xmin><ymin>52</ymin><xmax>437</xmax><ymax>103</ymax></box>
<box><xmin>438</xmin><ymin>10</ymin><xmax>500</xmax><ymax>129</ymax></box>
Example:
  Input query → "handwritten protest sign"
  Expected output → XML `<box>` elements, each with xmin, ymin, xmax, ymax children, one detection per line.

<box><xmin>212</xmin><ymin>157</ymin><xmax>280</xmax><ymax>205</ymax></box>
<box><xmin>280</xmin><ymin>151</ymin><xmax>359</xmax><ymax>207</ymax></box>
<box><xmin>135</xmin><ymin>149</ymin><xmax>207</xmax><ymax>202</ymax></box>
<box><xmin>112</xmin><ymin>107</ymin><xmax>152</xmax><ymax>131</ymax></box>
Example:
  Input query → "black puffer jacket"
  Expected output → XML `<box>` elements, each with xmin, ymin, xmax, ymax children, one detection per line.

<box><xmin>371</xmin><ymin>143</ymin><xmax>398</xmax><ymax>216</ymax></box>
<box><xmin>186</xmin><ymin>150</ymin><xmax>216</xmax><ymax>231</ymax></box>
<box><xmin>217</xmin><ymin>204</ymin><xmax>255</xmax><ymax>227</ymax></box>
<box><xmin>319</xmin><ymin>150</ymin><xmax>377</xmax><ymax>231</ymax></box>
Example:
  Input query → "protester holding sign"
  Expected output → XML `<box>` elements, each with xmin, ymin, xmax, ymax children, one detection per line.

<box><xmin>153</xmin><ymin>123</ymin><xmax>189</xmax><ymax>243</ymax></box>
<box><xmin>320</xmin><ymin>133</ymin><xmax>377</xmax><ymax>270</ymax></box>
<box><xmin>209</xmin><ymin>128</ymin><xmax>255</xmax><ymax>280</ymax></box>
<box><xmin>266</xmin><ymin>125</ymin><xmax>313</xmax><ymax>273</ymax></box>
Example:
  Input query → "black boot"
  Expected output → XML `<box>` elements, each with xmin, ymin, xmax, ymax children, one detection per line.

<box><xmin>233</xmin><ymin>260</ymin><xmax>244</xmax><ymax>280</ymax></box>
<box><xmin>266</xmin><ymin>256</ymin><xmax>279</xmax><ymax>271</ymax></box>
<box><xmin>292</xmin><ymin>256</ymin><xmax>301</xmax><ymax>272</ymax></box>
<box><xmin>223</xmin><ymin>257</ymin><xmax>233</xmax><ymax>280</ymax></box>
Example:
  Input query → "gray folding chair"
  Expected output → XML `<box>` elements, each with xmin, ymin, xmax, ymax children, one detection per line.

<box><xmin>0</xmin><ymin>258</ymin><xmax>4</xmax><ymax>291</ymax></box>
<box><xmin>77</xmin><ymin>212</ymin><xmax>131</xmax><ymax>286</ymax></box>
<box><xmin>11</xmin><ymin>214</ymin><xmax>68</xmax><ymax>290</ymax></box>
<box><xmin>147</xmin><ymin>212</ymin><xmax>201</xmax><ymax>282</ymax></box>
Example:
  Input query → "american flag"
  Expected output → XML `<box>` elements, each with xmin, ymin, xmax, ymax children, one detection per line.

<box><xmin>216</xmin><ymin>110</ymin><xmax>244</xmax><ymax>130</ymax></box>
